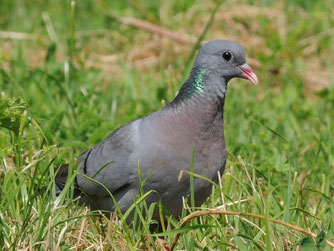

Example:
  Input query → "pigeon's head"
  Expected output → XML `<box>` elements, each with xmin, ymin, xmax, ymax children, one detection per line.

<box><xmin>195</xmin><ymin>40</ymin><xmax>258</xmax><ymax>85</ymax></box>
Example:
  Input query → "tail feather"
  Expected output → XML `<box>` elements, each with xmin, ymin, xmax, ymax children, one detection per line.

<box><xmin>55</xmin><ymin>164</ymin><xmax>80</xmax><ymax>196</ymax></box>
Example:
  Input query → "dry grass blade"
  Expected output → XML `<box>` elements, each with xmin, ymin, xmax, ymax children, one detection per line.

<box><xmin>0</xmin><ymin>31</ymin><xmax>46</xmax><ymax>41</ymax></box>
<box><xmin>299</xmin><ymin>27</ymin><xmax>334</xmax><ymax>46</ymax></box>
<box><xmin>42</xmin><ymin>12</ymin><xmax>59</xmax><ymax>44</ymax></box>
<box><xmin>5</xmin><ymin>217</ymin><xmax>22</xmax><ymax>224</ymax></box>
<box><xmin>75</xmin><ymin>207</ymin><xmax>88</xmax><ymax>251</ymax></box>
<box><xmin>106</xmin><ymin>14</ymin><xmax>194</xmax><ymax>45</ymax></box>
<box><xmin>170</xmin><ymin>209</ymin><xmax>334</xmax><ymax>250</ymax></box>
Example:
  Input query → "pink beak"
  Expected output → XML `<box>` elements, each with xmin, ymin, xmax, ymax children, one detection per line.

<box><xmin>237</xmin><ymin>63</ymin><xmax>258</xmax><ymax>85</ymax></box>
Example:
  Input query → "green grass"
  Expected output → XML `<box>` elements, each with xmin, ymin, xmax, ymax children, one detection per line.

<box><xmin>1</xmin><ymin>0</ymin><xmax>334</xmax><ymax>250</ymax></box>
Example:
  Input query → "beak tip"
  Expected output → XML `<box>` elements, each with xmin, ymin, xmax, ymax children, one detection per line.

<box><xmin>252</xmin><ymin>75</ymin><xmax>258</xmax><ymax>85</ymax></box>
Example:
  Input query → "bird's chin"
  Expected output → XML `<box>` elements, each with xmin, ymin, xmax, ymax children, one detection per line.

<box><xmin>220</xmin><ymin>75</ymin><xmax>232</xmax><ymax>85</ymax></box>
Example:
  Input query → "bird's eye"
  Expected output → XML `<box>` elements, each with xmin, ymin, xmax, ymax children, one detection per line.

<box><xmin>222</xmin><ymin>52</ymin><xmax>232</xmax><ymax>61</ymax></box>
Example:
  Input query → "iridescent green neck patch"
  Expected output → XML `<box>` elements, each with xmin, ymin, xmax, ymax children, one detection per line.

<box><xmin>171</xmin><ymin>67</ymin><xmax>207</xmax><ymax>106</ymax></box>
<box><xmin>194</xmin><ymin>68</ymin><xmax>206</xmax><ymax>92</ymax></box>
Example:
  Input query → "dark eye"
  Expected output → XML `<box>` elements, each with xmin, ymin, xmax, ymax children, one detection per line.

<box><xmin>222</xmin><ymin>52</ymin><xmax>232</xmax><ymax>61</ymax></box>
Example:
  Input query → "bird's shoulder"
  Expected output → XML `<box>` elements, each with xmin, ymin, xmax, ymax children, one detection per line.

<box><xmin>78</xmin><ymin>118</ymin><xmax>142</xmax><ymax>163</ymax></box>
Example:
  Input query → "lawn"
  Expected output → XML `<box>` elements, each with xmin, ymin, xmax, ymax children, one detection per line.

<box><xmin>0</xmin><ymin>0</ymin><xmax>333</xmax><ymax>250</ymax></box>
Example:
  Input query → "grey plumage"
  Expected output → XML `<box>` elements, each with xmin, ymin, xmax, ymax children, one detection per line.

<box><xmin>56</xmin><ymin>40</ymin><xmax>258</xmax><ymax>217</ymax></box>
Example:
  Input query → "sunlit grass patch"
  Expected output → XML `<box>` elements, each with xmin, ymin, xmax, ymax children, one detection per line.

<box><xmin>0</xmin><ymin>0</ymin><xmax>334</xmax><ymax>249</ymax></box>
